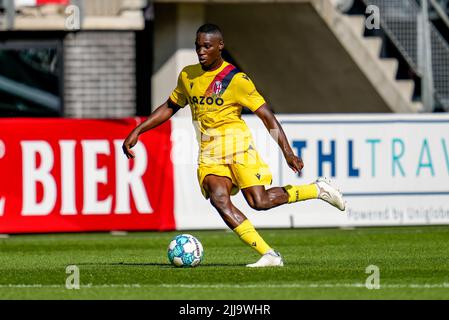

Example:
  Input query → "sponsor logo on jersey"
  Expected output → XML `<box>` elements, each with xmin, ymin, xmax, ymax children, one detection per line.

<box><xmin>188</xmin><ymin>95</ymin><xmax>224</xmax><ymax>106</ymax></box>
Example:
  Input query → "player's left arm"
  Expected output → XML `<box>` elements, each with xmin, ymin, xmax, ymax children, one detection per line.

<box><xmin>254</xmin><ymin>104</ymin><xmax>304</xmax><ymax>174</ymax></box>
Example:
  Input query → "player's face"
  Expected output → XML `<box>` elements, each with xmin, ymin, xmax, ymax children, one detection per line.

<box><xmin>195</xmin><ymin>32</ymin><xmax>224</xmax><ymax>69</ymax></box>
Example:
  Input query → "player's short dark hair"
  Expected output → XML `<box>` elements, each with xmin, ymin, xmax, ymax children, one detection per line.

<box><xmin>196</xmin><ymin>23</ymin><xmax>223</xmax><ymax>37</ymax></box>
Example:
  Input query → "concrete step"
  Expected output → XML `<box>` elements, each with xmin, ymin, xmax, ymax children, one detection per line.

<box><xmin>364</xmin><ymin>37</ymin><xmax>382</xmax><ymax>57</ymax></box>
<box><xmin>312</xmin><ymin>0</ymin><xmax>420</xmax><ymax>113</ymax></box>
<box><xmin>396</xmin><ymin>79</ymin><xmax>415</xmax><ymax>100</ymax></box>
<box><xmin>345</xmin><ymin>15</ymin><xmax>366</xmax><ymax>37</ymax></box>
<box><xmin>378</xmin><ymin>58</ymin><xmax>399</xmax><ymax>79</ymax></box>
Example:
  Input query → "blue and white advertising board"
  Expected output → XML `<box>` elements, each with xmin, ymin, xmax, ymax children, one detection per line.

<box><xmin>172</xmin><ymin>114</ymin><xmax>449</xmax><ymax>229</ymax></box>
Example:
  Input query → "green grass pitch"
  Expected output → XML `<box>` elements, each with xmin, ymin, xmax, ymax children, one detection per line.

<box><xmin>0</xmin><ymin>225</ymin><xmax>448</xmax><ymax>299</ymax></box>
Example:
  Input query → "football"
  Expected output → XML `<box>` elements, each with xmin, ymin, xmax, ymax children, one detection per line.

<box><xmin>167</xmin><ymin>234</ymin><xmax>204</xmax><ymax>267</ymax></box>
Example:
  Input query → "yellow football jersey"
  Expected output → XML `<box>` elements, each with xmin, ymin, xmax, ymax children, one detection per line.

<box><xmin>169</xmin><ymin>61</ymin><xmax>266</xmax><ymax>164</ymax></box>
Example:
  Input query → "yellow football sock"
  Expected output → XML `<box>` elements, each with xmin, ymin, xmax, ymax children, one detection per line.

<box><xmin>233</xmin><ymin>219</ymin><xmax>272</xmax><ymax>255</ymax></box>
<box><xmin>284</xmin><ymin>184</ymin><xmax>319</xmax><ymax>203</ymax></box>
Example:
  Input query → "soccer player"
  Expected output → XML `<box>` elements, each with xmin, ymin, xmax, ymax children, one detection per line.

<box><xmin>122</xmin><ymin>23</ymin><xmax>345</xmax><ymax>267</ymax></box>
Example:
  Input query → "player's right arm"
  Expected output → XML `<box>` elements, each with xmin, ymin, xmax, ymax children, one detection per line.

<box><xmin>123</xmin><ymin>69</ymin><xmax>189</xmax><ymax>159</ymax></box>
<box><xmin>123</xmin><ymin>69</ymin><xmax>188</xmax><ymax>159</ymax></box>
<box><xmin>122</xmin><ymin>99</ymin><xmax>181</xmax><ymax>159</ymax></box>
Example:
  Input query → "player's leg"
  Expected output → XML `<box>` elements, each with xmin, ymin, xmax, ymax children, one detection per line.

<box><xmin>232</xmin><ymin>148</ymin><xmax>345</xmax><ymax>211</ymax></box>
<box><xmin>242</xmin><ymin>179</ymin><xmax>345</xmax><ymax>212</ymax></box>
<box><xmin>202</xmin><ymin>174</ymin><xmax>283</xmax><ymax>267</ymax></box>
<box><xmin>284</xmin><ymin>177</ymin><xmax>345</xmax><ymax>210</ymax></box>
<box><xmin>241</xmin><ymin>185</ymin><xmax>314</xmax><ymax>211</ymax></box>
<box><xmin>202</xmin><ymin>174</ymin><xmax>246</xmax><ymax>229</ymax></box>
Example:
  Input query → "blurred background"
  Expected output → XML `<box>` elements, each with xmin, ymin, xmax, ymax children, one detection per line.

<box><xmin>1</xmin><ymin>0</ymin><xmax>449</xmax><ymax>233</ymax></box>
<box><xmin>0</xmin><ymin>0</ymin><xmax>448</xmax><ymax>119</ymax></box>
<box><xmin>2</xmin><ymin>2</ymin><xmax>449</xmax><ymax>300</ymax></box>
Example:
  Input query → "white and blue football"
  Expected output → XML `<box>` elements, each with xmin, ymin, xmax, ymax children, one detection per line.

<box><xmin>167</xmin><ymin>234</ymin><xmax>204</xmax><ymax>267</ymax></box>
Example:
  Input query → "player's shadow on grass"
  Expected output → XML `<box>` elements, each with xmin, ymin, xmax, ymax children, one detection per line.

<box><xmin>77</xmin><ymin>262</ymin><xmax>245</xmax><ymax>267</ymax></box>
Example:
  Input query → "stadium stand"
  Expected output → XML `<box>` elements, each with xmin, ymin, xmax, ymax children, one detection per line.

<box><xmin>358</xmin><ymin>0</ymin><xmax>449</xmax><ymax>112</ymax></box>
<box><xmin>3</xmin><ymin>0</ymin><xmax>145</xmax><ymax>30</ymax></box>
<box><xmin>152</xmin><ymin>0</ymin><xmax>449</xmax><ymax>114</ymax></box>
<box><xmin>0</xmin><ymin>0</ymin><xmax>147</xmax><ymax>118</ymax></box>
<box><xmin>1</xmin><ymin>0</ymin><xmax>448</xmax><ymax>117</ymax></box>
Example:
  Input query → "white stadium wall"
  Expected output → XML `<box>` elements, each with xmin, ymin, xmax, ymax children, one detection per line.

<box><xmin>172</xmin><ymin>114</ymin><xmax>449</xmax><ymax>230</ymax></box>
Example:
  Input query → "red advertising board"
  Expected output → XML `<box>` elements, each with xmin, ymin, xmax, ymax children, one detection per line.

<box><xmin>0</xmin><ymin>118</ymin><xmax>175</xmax><ymax>233</ymax></box>
<box><xmin>15</xmin><ymin>0</ymin><xmax>69</xmax><ymax>6</ymax></box>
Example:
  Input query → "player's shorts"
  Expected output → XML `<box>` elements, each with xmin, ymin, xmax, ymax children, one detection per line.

<box><xmin>197</xmin><ymin>147</ymin><xmax>273</xmax><ymax>199</ymax></box>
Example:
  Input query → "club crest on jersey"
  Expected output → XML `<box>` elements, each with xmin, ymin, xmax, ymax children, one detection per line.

<box><xmin>213</xmin><ymin>81</ymin><xmax>222</xmax><ymax>95</ymax></box>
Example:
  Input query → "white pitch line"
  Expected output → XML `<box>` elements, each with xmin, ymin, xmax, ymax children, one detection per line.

<box><xmin>159</xmin><ymin>283</ymin><xmax>449</xmax><ymax>289</ymax></box>
<box><xmin>1</xmin><ymin>283</ymin><xmax>449</xmax><ymax>289</ymax></box>
<box><xmin>0</xmin><ymin>284</ymin><xmax>142</xmax><ymax>289</ymax></box>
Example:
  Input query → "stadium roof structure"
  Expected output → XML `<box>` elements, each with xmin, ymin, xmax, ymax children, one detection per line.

<box><xmin>5</xmin><ymin>0</ymin><xmax>146</xmax><ymax>30</ymax></box>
